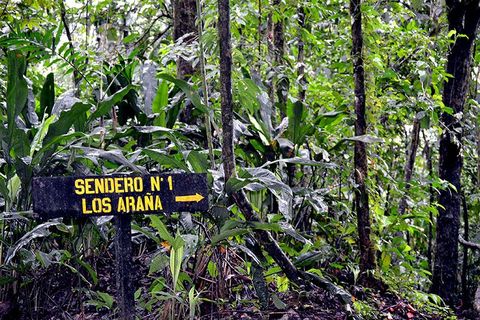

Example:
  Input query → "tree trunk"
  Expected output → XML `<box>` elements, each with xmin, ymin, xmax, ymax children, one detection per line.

<box><xmin>431</xmin><ymin>0</ymin><xmax>480</xmax><ymax>306</ymax></box>
<box><xmin>218</xmin><ymin>0</ymin><xmax>304</xmax><ymax>287</ymax></box>
<box><xmin>398</xmin><ymin>114</ymin><xmax>421</xmax><ymax>216</ymax></box>
<box><xmin>350</xmin><ymin>0</ymin><xmax>376</xmax><ymax>279</ymax></box>
<box><xmin>272</xmin><ymin>0</ymin><xmax>287</xmax><ymax>119</ymax></box>
<box><xmin>174</xmin><ymin>0</ymin><xmax>197</xmax><ymax>123</ymax></box>
<box><xmin>60</xmin><ymin>0</ymin><xmax>81</xmax><ymax>96</ymax></box>
<box><xmin>461</xmin><ymin>192</ymin><xmax>469</xmax><ymax>306</ymax></box>
<box><xmin>297</xmin><ymin>6</ymin><xmax>306</xmax><ymax>103</ymax></box>
<box><xmin>423</xmin><ymin>132</ymin><xmax>434</xmax><ymax>271</ymax></box>
<box><xmin>218</xmin><ymin>0</ymin><xmax>235</xmax><ymax>180</ymax></box>
<box><xmin>173</xmin><ymin>0</ymin><xmax>197</xmax><ymax>79</ymax></box>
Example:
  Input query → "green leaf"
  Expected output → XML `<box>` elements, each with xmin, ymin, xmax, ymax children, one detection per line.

<box><xmin>149</xmin><ymin>216</ymin><xmax>175</xmax><ymax>244</ymax></box>
<box><xmin>286</xmin><ymin>101</ymin><xmax>309</xmax><ymax>145</ymax></box>
<box><xmin>77</xmin><ymin>259</ymin><xmax>98</xmax><ymax>285</ymax></box>
<box><xmin>6</xmin><ymin>51</ymin><xmax>28</xmax><ymax>141</ymax></box>
<box><xmin>244</xmin><ymin>168</ymin><xmax>293</xmax><ymax>220</ymax></box>
<box><xmin>152</xmin><ymin>81</ymin><xmax>168</xmax><ymax>114</ymax></box>
<box><xmin>97</xmin><ymin>292</ymin><xmax>114</xmax><ymax>309</ymax></box>
<box><xmin>170</xmin><ymin>241</ymin><xmax>184</xmax><ymax>292</ymax></box>
<box><xmin>39</xmin><ymin>73</ymin><xmax>55</xmax><ymax>117</ymax></box>
<box><xmin>43</xmin><ymin>102</ymin><xmax>91</xmax><ymax>146</ymax></box>
<box><xmin>225</xmin><ymin>177</ymin><xmax>251</xmax><ymax>194</ymax></box>
<box><xmin>30</xmin><ymin>114</ymin><xmax>56</xmax><ymax>157</ymax></box>
<box><xmin>89</xmin><ymin>85</ymin><xmax>134</xmax><ymax>121</ymax></box>
<box><xmin>210</xmin><ymin>227</ymin><xmax>249</xmax><ymax>245</ymax></box>
<box><xmin>152</xmin><ymin>79</ymin><xmax>169</xmax><ymax>126</ymax></box>
<box><xmin>5</xmin><ymin>221</ymin><xmax>61</xmax><ymax>265</ymax></box>
<box><xmin>143</xmin><ymin>149</ymin><xmax>190</xmax><ymax>171</ymax></box>
<box><xmin>158</xmin><ymin>74</ymin><xmax>207</xmax><ymax>113</ymax></box>
<box><xmin>186</xmin><ymin>151</ymin><xmax>208</xmax><ymax>173</ymax></box>
<box><xmin>345</xmin><ymin>135</ymin><xmax>384</xmax><ymax>144</ymax></box>
<box><xmin>248</xmin><ymin>114</ymin><xmax>271</xmax><ymax>145</ymax></box>
<box><xmin>133</xmin><ymin>126</ymin><xmax>172</xmax><ymax>134</ymax></box>
<box><xmin>149</xmin><ymin>253</ymin><xmax>169</xmax><ymax>275</ymax></box>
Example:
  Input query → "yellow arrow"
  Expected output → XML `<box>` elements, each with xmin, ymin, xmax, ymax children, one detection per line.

<box><xmin>175</xmin><ymin>193</ymin><xmax>204</xmax><ymax>203</ymax></box>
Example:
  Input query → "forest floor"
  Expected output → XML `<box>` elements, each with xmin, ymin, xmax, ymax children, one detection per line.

<box><xmin>1</xmin><ymin>244</ymin><xmax>477</xmax><ymax>320</ymax></box>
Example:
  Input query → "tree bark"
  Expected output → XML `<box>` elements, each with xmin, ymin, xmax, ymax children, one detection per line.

<box><xmin>398</xmin><ymin>114</ymin><xmax>421</xmax><ymax>217</ymax></box>
<box><xmin>431</xmin><ymin>0</ymin><xmax>480</xmax><ymax>306</ymax></box>
<box><xmin>173</xmin><ymin>0</ymin><xmax>197</xmax><ymax>79</ymax></box>
<box><xmin>350</xmin><ymin>0</ymin><xmax>376</xmax><ymax>279</ymax></box>
<box><xmin>60</xmin><ymin>0</ymin><xmax>81</xmax><ymax>96</ymax></box>
<box><xmin>114</xmin><ymin>215</ymin><xmax>134</xmax><ymax>320</ymax></box>
<box><xmin>297</xmin><ymin>6</ymin><xmax>306</xmax><ymax>103</ymax></box>
<box><xmin>461</xmin><ymin>192</ymin><xmax>469</xmax><ymax>306</ymax></box>
<box><xmin>423</xmin><ymin>132</ymin><xmax>434</xmax><ymax>271</ymax></box>
<box><xmin>218</xmin><ymin>0</ymin><xmax>235</xmax><ymax>180</ymax></box>
<box><xmin>272</xmin><ymin>0</ymin><xmax>287</xmax><ymax>119</ymax></box>
<box><xmin>174</xmin><ymin>0</ymin><xmax>197</xmax><ymax>123</ymax></box>
<box><xmin>218</xmin><ymin>0</ymin><xmax>303</xmax><ymax>287</ymax></box>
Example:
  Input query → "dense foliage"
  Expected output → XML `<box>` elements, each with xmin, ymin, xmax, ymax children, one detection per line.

<box><xmin>0</xmin><ymin>0</ymin><xmax>479</xmax><ymax>319</ymax></box>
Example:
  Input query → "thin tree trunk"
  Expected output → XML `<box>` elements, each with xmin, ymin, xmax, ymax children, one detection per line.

<box><xmin>462</xmin><ymin>192</ymin><xmax>469</xmax><ymax>306</ymax></box>
<box><xmin>195</xmin><ymin>0</ymin><xmax>215</xmax><ymax>168</ymax></box>
<box><xmin>272</xmin><ymin>0</ymin><xmax>287</xmax><ymax>120</ymax></box>
<box><xmin>398</xmin><ymin>114</ymin><xmax>421</xmax><ymax>216</ymax></box>
<box><xmin>218</xmin><ymin>0</ymin><xmax>303</xmax><ymax>287</ymax></box>
<box><xmin>257</xmin><ymin>0</ymin><xmax>262</xmax><ymax>56</ymax></box>
<box><xmin>173</xmin><ymin>0</ymin><xmax>197</xmax><ymax>78</ymax></box>
<box><xmin>423</xmin><ymin>131</ymin><xmax>434</xmax><ymax>271</ymax></box>
<box><xmin>60</xmin><ymin>0</ymin><xmax>81</xmax><ymax>96</ymax></box>
<box><xmin>432</xmin><ymin>0</ymin><xmax>480</xmax><ymax>306</ymax></box>
<box><xmin>350</xmin><ymin>0</ymin><xmax>376</xmax><ymax>279</ymax></box>
<box><xmin>297</xmin><ymin>6</ymin><xmax>306</xmax><ymax>103</ymax></box>
<box><xmin>477</xmin><ymin>122</ymin><xmax>480</xmax><ymax>186</ymax></box>
<box><xmin>267</xmin><ymin>12</ymin><xmax>275</xmax><ymax>112</ymax></box>
<box><xmin>218</xmin><ymin>0</ymin><xmax>234</xmax><ymax>180</ymax></box>
<box><xmin>174</xmin><ymin>0</ymin><xmax>197</xmax><ymax>123</ymax></box>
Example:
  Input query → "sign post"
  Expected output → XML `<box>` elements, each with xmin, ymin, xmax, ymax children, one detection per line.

<box><xmin>32</xmin><ymin>173</ymin><xmax>208</xmax><ymax>319</ymax></box>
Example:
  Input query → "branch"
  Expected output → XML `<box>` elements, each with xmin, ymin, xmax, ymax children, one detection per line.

<box><xmin>0</xmin><ymin>0</ymin><xmax>10</xmax><ymax>18</ymax></box>
<box><xmin>60</xmin><ymin>0</ymin><xmax>81</xmax><ymax>94</ymax></box>
<box><xmin>133</xmin><ymin>13</ymin><xmax>171</xmax><ymax>47</ymax></box>
<box><xmin>459</xmin><ymin>236</ymin><xmax>480</xmax><ymax>250</ymax></box>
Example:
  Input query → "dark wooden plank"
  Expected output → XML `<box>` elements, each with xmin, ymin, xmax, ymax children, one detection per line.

<box><xmin>32</xmin><ymin>173</ymin><xmax>208</xmax><ymax>218</ymax></box>
<box><xmin>114</xmin><ymin>215</ymin><xmax>134</xmax><ymax>320</ymax></box>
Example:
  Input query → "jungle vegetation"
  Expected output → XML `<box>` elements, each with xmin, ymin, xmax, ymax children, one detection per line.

<box><xmin>0</xmin><ymin>0</ymin><xmax>480</xmax><ymax>319</ymax></box>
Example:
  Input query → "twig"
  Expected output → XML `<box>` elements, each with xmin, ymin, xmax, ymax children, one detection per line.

<box><xmin>133</xmin><ymin>13</ymin><xmax>170</xmax><ymax>47</ymax></box>
<box><xmin>459</xmin><ymin>236</ymin><xmax>480</xmax><ymax>251</ymax></box>
<box><xmin>0</xmin><ymin>0</ymin><xmax>10</xmax><ymax>18</ymax></box>
<box><xmin>196</xmin><ymin>0</ymin><xmax>215</xmax><ymax>169</ymax></box>
<box><xmin>60</xmin><ymin>0</ymin><xmax>81</xmax><ymax>94</ymax></box>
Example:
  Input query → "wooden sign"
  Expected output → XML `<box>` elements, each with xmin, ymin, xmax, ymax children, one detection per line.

<box><xmin>32</xmin><ymin>173</ymin><xmax>209</xmax><ymax>320</ymax></box>
<box><xmin>32</xmin><ymin>173</ymin><xmax>208</xmax><ymax>218</ymax></box>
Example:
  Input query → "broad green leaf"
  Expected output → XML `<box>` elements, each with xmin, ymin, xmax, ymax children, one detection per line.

<box><xmin>89</xmin><ymin>85</ymin><xmax>134</xmax><ymax>120</ymax></box>
<box><xmin>133</xmin><ymin>126</ymin><xmax>172</xmax><ymax>134</ymax></box>
<box><xmin>143</xmin><ymin>149</ymin><xmax>190</xmax><ymax>171</ymax></box>
<box><xmin>5</xmin><ymin>221</ymin><xmax>61</xmax><ymax>265</ymax></box>
<box><xmin>211</xmin><ymin>228</ymin><xmax>249</xmax><ymax>245</ymax></box>
<box><xmin>149</xmin><ymin>216</ymin><xmax>175</xmax><ymax>244</ymax></box>
<box><xmin>152</xmin><ymin>79</ymin><xmax>169</xmax><ymax>122</ymax></box>
<box><xmin>30</xmin><ymin>114</ymin><xmax>56</xmax><ymax>157</ymax></box>
<box><xmin>6</xmin><ymin>51</ymin><xmax>28</xmax><ymax>141</ymax></box>
<box><xmin>346</xmin><ymin>135</ymin><xmax>384</xmax><ymax>144</ymax></box>
<box><xmin>286</xmin><ymin>101</ymin><xmax>310</xmax><ymax>145</ymax></box>
<box><xmin>149</xmin><ymin>253</ymin><xmax>169</xmax><ymax>275</ymax></box>
<box><xmin>158</xmin><ymin>74</ymin><xmax>207</xmax><ymax>113</ymax></box>
<box><xmin>185</xmin><ymin>151</ymin><xmax>208</xmax><ymax>173</ymax></box>
<box><xmin>39</xmin><ymin>73</ymin><xmax>55</xmax><ymax>117</ymax></box>
<box><xmin>43</xmin><ymin>102</ymin><xmax>92</xmax><ymax>146</ymax></box>
<box><xmin>97</xmin><ymin>292</ymin><xmax>114</xmax><ymax>309</ymax></box>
